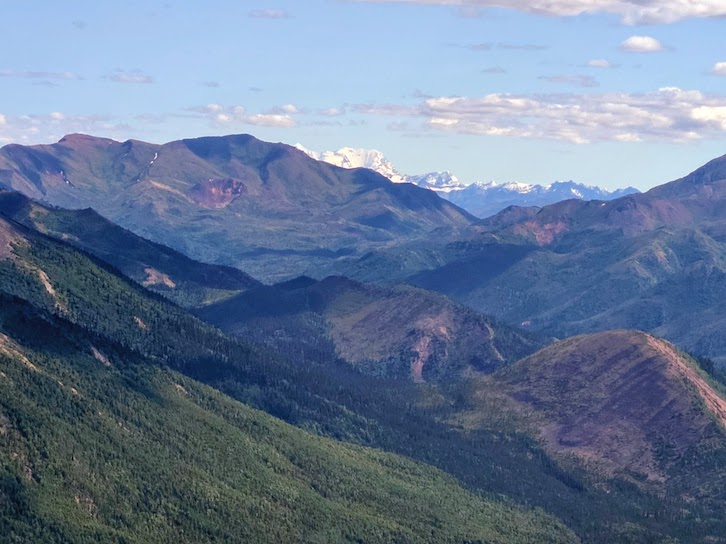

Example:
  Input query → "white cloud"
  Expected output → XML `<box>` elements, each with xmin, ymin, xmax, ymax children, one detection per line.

<box><xmin>248</xmin><ymin>8</ymin><xmax>291</xmax><ymax>18</ymax></box>
<box><xmin>267</xmin><ymin>103</ymin><xmax>301</xmax><ymax>114</ymax></box>
<box><xmin>691</xmin><ymin>106</ymin><xmax>726</xmax><ymax>130</ymax></box>
<box><xmin>353</xmin><ymin>87</ymin><xmax>726</xmax><ymax>144</ymax></box>
<box><xmin>352</xmin><ymin>0</ymin><xmax>726</xmax><ymax>24</ymax></box>
<box><xmin>188</xmin><ymin>104</ymin><xmax>298</xmax><ymax>128</ymax></box>
<box><xmin>0</xmin><ymin>70</ymin><xmax>82</xmax><ymax>80</ymax></box>
<box><xmin>587</xmin><ymin>59</ymin><xmax>613</xmax><ymax>68</ymax></box>
<box><xmin>108</xmin><ymin>69</ymin><xmax>154</xmax><ymax>84</ymax></box>
<box><xmin>711</xmin><ymin>62</ymin><xmax>726</xmax><ymax>76</ymax></box>
<box><xmin>246</xmin><ymin>114</ymin><xmax>296</xmax><ymax>127</ymax></box>
<box><xmin>319</xmin><ymin>107</ymin><xmax>345</xmax><ymax>116</ymax></box>
<box><xmin>0</xmin><ymin>112</ymin><xmax>133</xmax><ymax>144</ymax></box>
<box><xmin>621</xmin><ymin>35</ymin><xmax>664</xmax><ymax>52</ymax></box>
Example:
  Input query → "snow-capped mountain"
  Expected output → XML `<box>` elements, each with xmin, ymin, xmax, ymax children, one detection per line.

<box><xmin>294</xmin><ymin>144</ymin><xmax>406</xmax><ymax>183</ymax></box>
<box><xmin>405</xmin><ymin>171</ymin><xmax>464</xmax><ymax>193</ymax></box>
<box><xmin>445</xmin><ymin>180</ymin><xmax>640</xmax><ymax>218</ymax></box>
<box><xmin>296</xmin><ymin>145</ymin><xmax>640</xmax><ymax>218</ymax></box>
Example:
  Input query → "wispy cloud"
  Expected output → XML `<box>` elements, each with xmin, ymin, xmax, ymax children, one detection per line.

<box><xmin>621</xmin><ymin>35</ymin><xmax>664</xmax><ymax>53</ymax></box>
<box><xmin>352</xmin><ymin>87</ymin><xmax>726</xmax><ymax>144</ymax></box>
<box><xmin>351</xmin><ymin>1</ymin><xmax>726</xmax><ymax>24</ymax></box>
<box><xmin>108</xmin><ymin>69</ymin><xmax>154</xmax><ymax>84</ymax></box>
<box><xmin>467</xmin><ymin>42</ymin><xmax>547</xmax><ymax>51</ymax></box>
<box><xmin>481</xmin><ymin>66</ymin><xmax>507</xmax><ymax>74</ymax></box>
<box><xmin>0</xmin><ymin>70</ymin><xmax>82</xmax><ymax>80</ymax></box>
<box><xmin>587</xmin><ymin>59</ymin><xmax>615</xmax><ymax>68</ymax></box>
<box><xmin>711</xmin><ymin>62</ymin><xmax>726</xmax><ymax>76</ymax></box>
<box><xmin>246</xmin><ymin>114</ymin><xmax>296</xmax><ymax>127</ymax></box>
<box><xmin>248</xmin><ymin>8</ymin><xmax>291</xmax><ymax>18</ymax></box>
<box><xmin>539</xmin><ymin>74</ymin><xmax>599</xmax><ymax>87</ymax></box>
<box><xmin>188</xmin><ymin>103</ymin><xmax>299</xmax><ymax>128</ymax></box>
<box><xmin>0</xmin><ymin>112</ymin><xmax>131</xmax><ymax>145</ymax></box>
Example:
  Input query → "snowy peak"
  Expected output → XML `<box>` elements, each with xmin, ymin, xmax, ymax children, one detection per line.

<box><xmin>296</xmin><ymin>144</ymin><xmax>640</xmax><ymax>218</ymax></box>
<box><xmin>449</xmin><ymin>180</ymin><xmax>640</xmax><ymax>218</ymax></box>
<box><xmin>295</xmin><ymin>144</ymin><xmax>405</xmax><ymax>183</ymax></box>
<box><xmin>406</xmin><ymin>171</ymin><xmax>464</xmax><ymax>192</ymax></box>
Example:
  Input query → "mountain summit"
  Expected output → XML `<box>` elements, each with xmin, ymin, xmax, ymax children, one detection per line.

<box><xmin>0</xmin><ymin>134</ymin><xmax>473</xmax><ymax>281</ymax></box>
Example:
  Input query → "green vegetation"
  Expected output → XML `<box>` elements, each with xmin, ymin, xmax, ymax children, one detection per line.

<box><xmin>198</xmin><ymin>275</ymin><xmax>541</xmax><ymax>382</ymax></box>
<box><xmin>0</xmin><ymin>190</ymin><xmax>259</xmax><ymax>307</ymax></box>
<box><xmin>0</xmin><ymin>295</ymin><xmax>575</xmax><ymax>543</ymax></box>
<box><xmin>2</xmin><ymin>215</ymin><xmax>726</xmax><ymax>542</ymax></box>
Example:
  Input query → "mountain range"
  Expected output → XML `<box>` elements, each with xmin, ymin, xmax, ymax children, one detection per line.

<box><xmin>0</xmin><ymin>213</ymin><xmax>580</xmax><ymax>543</ymax></box>
<box><xmin>296</xmin><ymin>144</ymin><xmax>639</xmax><ymax>218</ymax></box>
<box><xmin>3</xmin><ymin>132</ymin><xmax>726</xmax><ymax>541</ymax></box>
<box><xmin>3</xmin><ymin>189</ymin><xmax>726</xmax><ymax>541</ymax></box>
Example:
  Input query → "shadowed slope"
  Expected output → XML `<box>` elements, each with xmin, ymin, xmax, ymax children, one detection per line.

<box><xmin>198</xmin><ymin>275</ymin><xmax>540</xmax><ymax>382</ymax></box>
<box><xmin>0</xmin><ymin>190</ymin><xmax>260</xmax><ymax>306</ymax></box>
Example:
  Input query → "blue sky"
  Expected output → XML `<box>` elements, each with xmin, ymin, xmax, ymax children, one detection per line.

<box><xmin>2</xmin><ymin>1</ymin><xmax>726</xmax><ymax>190</ymax></box>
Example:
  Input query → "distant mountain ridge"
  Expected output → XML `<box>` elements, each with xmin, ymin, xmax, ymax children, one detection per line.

<box><xmin>0</xmin><ymin>134</ymin><xmax>473</xmax><ymax>282</ymax></box>
<box><xmin>296</xmin><ymin>145</ymin><xmax>639</xmax><ymax>218</ymax></box>
<box><xmin>339</xmin><ymin>149</ymin><xmax>726</xmax><ymax>364</ymax></box>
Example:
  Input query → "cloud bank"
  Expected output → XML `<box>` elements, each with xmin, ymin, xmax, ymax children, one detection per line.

<box><xmin>355</xmin><ymin>87</ymin><xmax>726</xmax><ymax>144</ymax></box>
<box><xmin>352</xmin><ymin>0</ymin><xmax>726</xmax><ymax>24</ymax></box>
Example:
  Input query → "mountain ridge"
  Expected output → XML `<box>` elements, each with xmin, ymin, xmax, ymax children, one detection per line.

<box><xmin>0</xmin><ymin>133</ymin><xmax>474</xmax><ymax>282</ymax></box>
<box><xmin>296</xmin><ymin>144</ymin><xmax>639</xmax><ymax>218</ymax></box>
<box><xmin>198</xmin><ymin>274</ymin><xmax>540</xmax><ymax>382</ymax></box>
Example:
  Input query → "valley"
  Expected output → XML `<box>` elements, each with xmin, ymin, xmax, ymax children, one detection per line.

<box><xmin>2</xmin><ymin>133</ymin><xmax>726</xmax><ymax>543</ymax></box>
<box><xmin>6</xmin><ymin>2</ymin><xmax>726</xmax><ymax>541</ymax></box>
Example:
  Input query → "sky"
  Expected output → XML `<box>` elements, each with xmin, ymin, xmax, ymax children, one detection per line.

<box><xmin>2</xmin><ymin>1</ymin><xmax>726</xmax><ymax>190</ymax></box>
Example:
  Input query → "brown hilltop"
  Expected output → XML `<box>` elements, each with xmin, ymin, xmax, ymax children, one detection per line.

<box><xmin>493</xmin><ymin>330</ymin><xmax>726</xmax><ymax>481</ymax></box>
